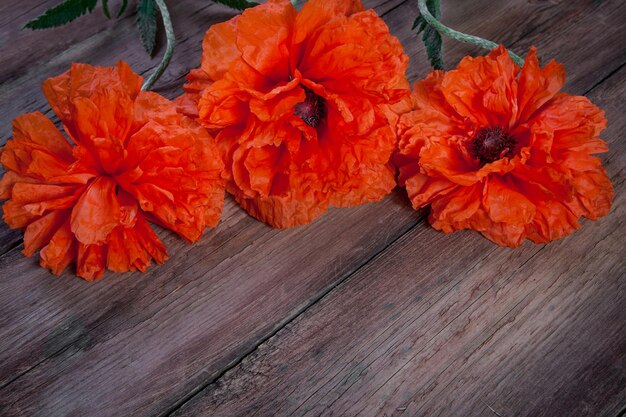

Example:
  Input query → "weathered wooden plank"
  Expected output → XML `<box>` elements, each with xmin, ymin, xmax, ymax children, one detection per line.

<box><xmin>171</xmin><ymin>64</ymin><xmax>626</xmax><ymax>417</ymax></box>
<box><xmin>0</xmin><ymin>193</ymin><xmax>419</xmax><ymax>415</ymax></box>
<box><xmin>0</xmin><ymin>215</ymin><xmax>20</xmax><ymax>256</ymax></box>
<box><xmin>0</xmin><ymin>0</ymin><xmax>117</xmax><ymax>85</ymax></box>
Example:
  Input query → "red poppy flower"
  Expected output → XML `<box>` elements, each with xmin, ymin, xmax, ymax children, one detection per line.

<box><xmin>178</xmin><ymin>0</ymin><xmax>409</xmax><ymax>228</ymax></box>
<box><xmin>396</xmin><ymin>46</ymin><xmax>613</xmax><ymax>247</ymax></box>
<box><xmin>0</xmin><ymin>62</ymin><xmax>225</xmax><ymax>280</ymax></box>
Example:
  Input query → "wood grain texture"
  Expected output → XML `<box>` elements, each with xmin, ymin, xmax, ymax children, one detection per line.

<box><xmin>0</xmin><ymin>0</ymin><xmax>624</xmax><ymax>416</ymax></box>
<box><xmin>171</xmin><ymin>63</ymin><xmax>626</xmax><ymax>417</ymax></box>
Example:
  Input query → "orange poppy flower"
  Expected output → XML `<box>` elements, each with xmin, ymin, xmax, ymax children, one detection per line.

<box><xmin>396</xmin><ymin>46</ymin><xmax>613</xmax><ymax>247</ymax></box>
<box><xmin>178</xmin><ymin>0</ymin><xmax>409</xmax><ymax>228</ymax></box>
<box><xmin>0</xmin><ymin>62</ymin><xmax>225</xmax><ymax>280</ymax></box>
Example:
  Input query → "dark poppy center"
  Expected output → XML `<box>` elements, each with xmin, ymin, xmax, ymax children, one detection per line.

<box><xmin>469</xmin><ymin>126</ymin><xmax>517</xmax><ymax>166</ymax></box>
<box><xmin>294</xmin><ymin>87</ymin><xmax>326</xmax><ymax>128</ymax></box>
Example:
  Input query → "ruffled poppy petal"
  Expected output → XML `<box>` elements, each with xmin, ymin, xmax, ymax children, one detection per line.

<box><xmin>566</xmin><ymin>166</ymin><xmax>613</xmax><ymax>220</ymax></box>
<box><xmin>201</xmin><ymin>17</ymin><xmax>240</xmax><ymax>80</ymax></box>
<box><xmin>40</xmin><ymin>218</ymin><xmax>77</xmax><ymax>276</ymax></box>
<box><xmin>23</xmin><ymin>209</ymin><xmax>69</xmax><ymax>256</ymax></box>
<box><xmin>531</xmin><ymin>94</ymin><xmax>607</xmax><ymax>153</ymax></box>
<box><xmin>177</xmin><ymin>68</ymin><xmax>212</xmax><ymax>119</ymax></box>
<box><xmin>293</xmin><ymin>0</ymin><xmax>363</xmax><ymax>49</ymax></box>
<box><xmin>11</xmin><ymin>113</ymin><xmax>73</xmax><ymax>159</ymax></box>
<box><xmin>517</xmin><ymin>47</ymin><xmax>565</xmax><ymax>124</ymax></box>
<box><xmin>1</xmin><ymin>114</ymin><xmax>74</xmax><ymax>180</ymax></box>
<box><xmin>441</xmin><ymin>45</ymin><xmax>519</xmax><ymax>128</ymax></box>
<box><xmin>11</xmin><ymin>182</ymin><xmax>83</xmax><ymax>217</ymax></box>
<box><xmin>242</xmin><ymin>145</ymin><xmax>284</xmax><ymax>197</ymax></box>
<box><xmin>0</xmin><ymin>171</ymin><xmax>39</xmax><ymax>199</ymax></box>
<box><xmin>429</xmin><ymin>184</ymin><xmax>482</xmax><ymax>233</ymax></box>
<box><xmin>234</xmin><ymin>189</ymin><xmax>329</xmax><ymax>229</ymax></box>
<box><xmin>483</xmin><ymin>176</ymin><xmax>535</xmax><ymax>226</ymax></box>
<box><xmin>76</xmin><ymin>243</ymin><xmax>107</xmax><ymax>281</ymax></box>
<box><xmin>236</xmin><ymin>0</ymin><xmax>296</xmax><ymax>81</ymax></box>
<box><xmin>106</xmin><ymin>216</ymin><xmax>167</xmax><ymax>274</ymax></box>
<box><xmin>249</xmin><ymin>79</ymin><xmax>304</xmax><ymax>122</ymax></box>
<box><xmin>133</xmin><ymin>214</ymin><xmax>168</xmax><ymax>264</ymax></box>
<box><xmin>70</xmin><ymin>176</ymin><xmax>120</xmax><ymax>245</ymax></box>
<box><xmin>418</xmin><ymin>137</ymin><xmax>483</xmax><ymax>186</ymax></box>
<box><xmin>199</xmin><ymin>79</ymin><xmax>251</xmax><ymax>129</ymax></box>
<box><xmin>402</xmin><ymin>172</ymin><xmax>458</xmax><ymax>210</ymax></box>
<box><xmin>42</xmin><ymin>61</ymin><xmax>142</xmax><ymax>127</ymax></box>
<box><xmin>480</xmin><ymin>221</ymin><xmax>526</xmax><ymax>248</ymax></box>
<box><xmin>3</xmin><ymin>200</ymin><xmax>39</xmax><ymax>229</ymax></box>
<box><xmin>525</xmin><ymin>200</ymin><xmax>580</xmax><ymax>244</ymax></box>
<box><xmin>329</xmin><ymin>162</ymin><xmax>396</xmax><ymax>207</ymax></box>
<box><xmin>70</xmin><ymin>91</ymin><xmax>134</xmax><ymax>157</ymax></box>
<box><xmin>106</xmin><ymin>227</ymin><xmax>134</xmax><ymax>272</ymax></box>
<box><xmin>300</xmin><ymin>10</ymin><xmax>407</xmax><ymax>102</ymax></box>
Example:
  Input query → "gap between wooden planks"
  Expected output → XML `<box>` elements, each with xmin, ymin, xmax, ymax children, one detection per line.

<box><xmin>0</xmin><ymin>0</ymin><xmax>624</xmax><ymax>416</ymax></box>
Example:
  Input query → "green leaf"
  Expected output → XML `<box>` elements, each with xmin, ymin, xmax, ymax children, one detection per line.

<box><xmin>211</xmin><ymin>0</ymin><xmax>259</xmax><ymax>11</ymax></box>
<box><xmin>413</xmin><ymin>0</ymin><xmax>444</xmax><ymax>70</ymax></box>
<box><xmin>102</xmin><ymin>0</ymin><xmax>111</xmax><ymax>19</ymax></box>
<box><xmin>137</xmin><ymin>0</ymin><xmax>157</xmax><ymax>56</ymax></box>
<box><xmin>24</xmin><ymin>0</ymin><xmax>98</xmax><ymax>30</ymax></box>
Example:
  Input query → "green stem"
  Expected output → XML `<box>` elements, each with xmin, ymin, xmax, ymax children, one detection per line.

<box><xmin>417</xmin><ymin>0</ymin><xmax>524</xmax><ymax>67</ymax></box>
<box><xmin>141</xmin><ymin>0</ymin><xmax>175</xmax><ymax>91</ymax></box>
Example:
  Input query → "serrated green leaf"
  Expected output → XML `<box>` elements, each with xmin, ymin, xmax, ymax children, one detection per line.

<box><xmin>24</xmin><ymin>0</ymin><xmax>97</xmax><ymax>30</ymax></box>
<box><xmin>102</xmin><ymin>0</ymin><xmax>111</xmax><ymax>19</ymax></box>
<box><xmin>212</xmin><ymin>0</ymin><xmax>259</xmax><ymax>11</ymax></box>
<box><xmin>137</xmin><ymin>0</ymin><xmax>157</xmax><ymax>56</ymax></box>
<box><xmin>422</xmin><ymin>25</ymin><xmax>444</xmax><ymax>70</ymax></box>
<box><xmin>413</xmin><ymin>0</ymin><xmax>444</xmax><ymax>70</ymax></box>
<box><xmin>117</xmin><ymin>0</ymin><xmax>128</xmax><ymax>17</ymax></box>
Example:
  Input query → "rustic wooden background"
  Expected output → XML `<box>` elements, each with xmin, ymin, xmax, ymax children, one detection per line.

<box><xmin>0</xmin><ymin>0</ymin><xmax>624</xmax><ymax>416</ymax></box>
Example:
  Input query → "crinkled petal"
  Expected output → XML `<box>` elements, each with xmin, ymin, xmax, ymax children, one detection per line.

<box><xmin>234</xmin><ymin>188</ymin><xmax>329</xmax><ymax>229</ymax></box>
<box><xmin>201</xmin><ymin>17</ymin><xmax>241</xmax><ymax>80</ymax></box>
<box><xmin>525</xmin><ymin>201</ymin><xmax>580</xmax><ymax>244</ymax></box>
<box><xmin>71</xmin><ymin>176</ymin><xmax>120</xmax><ymax>244</ymax></box>
<box><xmin>40</xmin><ymin>218</ymin><xmax>77</xmax><ymax>276</ymax></box>
<box><xmin>441</xmin><ymin>45</ymin><xmax>519</xmax><ymax>128</ymax></box>
<box><xmin>429</xmin><ymin>184</ymin><xmax>484</xmax><ymax>235</ymax></box>
<box><xmin>106</xmin><ymin>214</ymin><xmax>167</xmax><ymax>274</ymax></box>
<box><xmin>483</xmin><ymin>176</ymin><xmax>535</xmax><ymax>226</ymax></box>
<box><xmin>42</xmin><ymin>61</ymin><xmax>141</xmax><ymax>126</ymax></box>
<box><xmin>517</xmin><ymin>47</ymin><xmax>565</xmax><ymax>124</ymax></box>
<box><xmin>236</xmin><ymin>0</ymin><xmax>296</xmax><ymax>81</ymax></box>
<box><xmin>23</xmin><ymin>209</ymin><xmax>69</xmax><ymax>256</ymax></box>
<box><xmin>76</xmin><ymin>243</ymin><xmax>107</xmax><ymax>281</ymax></box>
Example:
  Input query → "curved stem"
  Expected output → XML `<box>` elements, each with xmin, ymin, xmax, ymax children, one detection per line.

<box><xmin>417</xmin><ymin>0</ymin><xmax>524</xmax><ymax>67</ymax></box>
<box><xmin>141</xmin><ymin>0</ymin><xmax>175</xmax><ymax>91</ymax></box>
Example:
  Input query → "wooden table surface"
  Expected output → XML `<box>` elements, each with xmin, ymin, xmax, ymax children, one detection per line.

<box><xmin>0</xmin><ymin>0</ymin><xmax>624</xmax><ymax>416</ymax></box>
